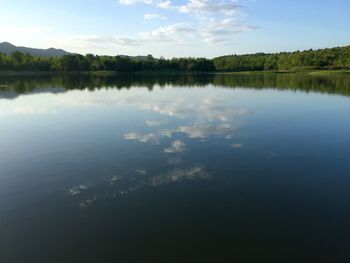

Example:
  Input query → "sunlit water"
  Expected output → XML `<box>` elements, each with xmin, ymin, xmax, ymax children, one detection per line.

<box><xmin>1</xmin><ymin>73</ymin><xmax>350</xmax><ymax>262</ymax></box>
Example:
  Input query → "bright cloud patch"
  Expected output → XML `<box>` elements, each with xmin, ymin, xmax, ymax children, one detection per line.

<box><xmin>119</xmin><ymin>0</ymin><xmax>172</xmax><ymax>9</ymax></box>
<box><xmin>51</xmin><ymin>0</ymin><xmax>255</xmax><ymax>55</ymax></box>
<box><xmin>164</xmin><ymin>140</ymin><xmax>186</xmax><ymax>153</ymax></box>
<box><xmin>144</xmin><ymin>13</ymin><xmax>166</xmax><ymax>20</ymax></box>
<box><xmin>117</xmin><ymin>0</ymin><xmax>255</xmax><ymax>46</ymax></box>
<box><xmin>178</xmin><ymin>0</ymin><xmax>240</xmax><ymax>16</ymax></box>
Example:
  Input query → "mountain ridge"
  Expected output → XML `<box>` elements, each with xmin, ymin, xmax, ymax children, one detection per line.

<box><xmin>0</xmin><ymin>42</ymin><xmax>153</xmax><ymax>60</ymax></box>
<box><xmin>0</xmin><ymin>42</ymin><xmax>73</xmax><ymax>57</ymax></box>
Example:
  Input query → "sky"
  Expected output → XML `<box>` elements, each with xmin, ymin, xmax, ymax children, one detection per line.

<box><xmin>1</xmin><ymin>0</ymin><xmax>350</xmax><ymax>58</ymax></box>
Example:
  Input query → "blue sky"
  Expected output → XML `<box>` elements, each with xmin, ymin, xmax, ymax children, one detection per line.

<box><xmin>1</xmin><ymin>0</ymin><xmax>349</xmax><ymax>58</ymax></box>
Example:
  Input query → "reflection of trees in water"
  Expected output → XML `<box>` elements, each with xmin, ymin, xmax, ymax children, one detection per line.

<box><xmin>213</xmin><ymin>73</ymin><xmax>350</xmax><ymax>96</ymax></box>
<box><xmin>1</xmin><ymin>73</ymin><xmax>350</xmax><ymax>98</ymax></box>
<box><xmin>0</xmin><ymin>74</ymin><xmax>214</xmax><ymax>96</ymax></box>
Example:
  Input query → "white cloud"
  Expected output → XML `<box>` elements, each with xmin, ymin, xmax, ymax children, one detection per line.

<box><xmin>117</xmin><ymin>0</ymin><xmax>256</xmax><ymax>47</ymax></box>
<box><xmin>79</xmin><ymin>196</ymin><xmax>97</xmax><ymax>208</ymax></box>
<box><xmin>54</xmin><ymin>22</ymin><xmax>196</xmax><ymax>52</ymax></box>
<box><xmin>160</xmin><ymin>129</ymin><xmax>173</xmax><ymax>138</ymax></box>
<box><xmin>67</xmin><ymin>165</ymin><xmax>210</xmax><ymax>205</ymax></box>
<box><xmin>157</xmin><ymin>1</ymin><xmax>172</xmax><ymax>9</ymax></box>
<box><xmin>150</xmin><ymin>166</ymin><xmax>210</xmax><ymax>186</ymax></box>
<box><xmin>178</xmin><ymin>123</ymin><xmax>236</xmax><ymax>139</ymax></box>
<box><xmin>144</xmin><ymin>13</ymin><xmax>167</xmax><ymax>20</ymax></box>
<box><xmin>123</xmin><ymin>93</ymin><xmax>251</xmax><ymax>144</ymax></box>
<box><xmin>119</xmin><ymin>0</ymin><xmax>241</xmax><ymax>16</ymax></box>
<box><xmin>50</xmin><ymin>35</ymin><xmax>142</xmax><ymax>55</ymax></box>
<box><xmin>119</xmin><ymin>0</ymin><xmax>173</xmax><ymax>9</ymax></box>
<box><xmin>200</xmin><ymin>18</ymin><xmax>257</xmax><ymax>44</ymax></box>
<box><xmin>139</xmin><ymin>99</ymin><xmax>192</xmax><ymax>118</ymax></box>
<box><xmin>145</xmin><ymin>120</ymin><xmax>166</xmax><ymax>126</ymax></box>
<box><xmin>0</xmin><ymin>1</ymin><xmax>256</xmax><ymax>57</ymax></box>
<box><xmin>5</xmin><ymin>88</ymin><xmax>250</xmax><ymax>146</ymax></box>
<box><xmin>124</xmin><ymin>132</ymin><xmax>160</xmax><ymax>143</ymax></box>
<box><xmin>48</xmin><ymin>1</ymin><xmax>256</xmax><ymax>54</ymax></box>
<box><xmin>140</xmin><ymin>23</ymin><xmax>196</xmax><ymax>43</ymax></box>
<box><xmin>80</xmin><ymin>35</ymin><xmax>142</xmax><ymax>46</ymax></box>
<box><xmin>231</xmin><ymin>143</ymin><xmax>244</xmax><ymax>148</ymax></box>
<box><xmin>68</xmin><ymin>185</ymin><xmax>88</xmax><ymax>196</ymax></box>
<box><xmin>164</xmin><ymin>140</ymin><xmax>186</xmax><ymax>153</ymax></box>
<box><xmin>135</xmin><ymin>169</ymin><xmax>147</xmax><ymax>175</ymax></box>
<box><xmin>178</xmin><ymin>0</ymin><xmax>240</xmax><ymax>16</ymax></box>
<box><xmin>124</xmin><ymin>128</ymin><xmax>173</xmax><ymax>144</ymax></box>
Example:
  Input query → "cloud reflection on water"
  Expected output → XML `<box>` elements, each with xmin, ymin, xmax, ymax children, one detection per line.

<box><xmin>68</xmin><ymin>166</ymin><xmax>210</xmax><ymax>208</ymax></box>
<box><xmin>164</xmin><ymin>140</ymin><xmax>186</xmax><ymax>154</ymax></box>
<box><xmin>58</xmin><ymin>87</ymin><xmax>250</xmax><ymax>207</ymax></box>
<box><xmin>123</xmin><ymin>93</ymin><xmax>250</xmax><ymax>143</ymax></box>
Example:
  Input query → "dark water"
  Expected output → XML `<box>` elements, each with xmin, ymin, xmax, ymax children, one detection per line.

<box><xmin>1</xmin><ymin>73</ymin><xmax>350</xmax><ymax>262</ymax></box>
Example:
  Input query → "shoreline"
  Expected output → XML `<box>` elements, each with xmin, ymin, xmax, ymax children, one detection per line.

<box><xmin>0</xmin><ymin>69</ymin><xmax>349</xmax><ymax>77</ymax></box>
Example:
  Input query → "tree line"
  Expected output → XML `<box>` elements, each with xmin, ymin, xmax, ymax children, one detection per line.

<box><xmin>0</xmin><ymin>53</ymin><xmax>214</xmax><ymax>72</ymax></box>
<box><xmin>0</xmin><ymin>45</ymin><xmax>350</xmax><ymax>72</ymax></box>
<box><xmin>214</xmin><ymin>46</ymin><xmax>350</xmax><ymax>71</ymax></box>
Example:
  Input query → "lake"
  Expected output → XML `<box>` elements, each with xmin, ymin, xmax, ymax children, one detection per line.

<box><xmin>1</xmin><ymin>73</ymin><xmax>350</xmax><ymax>262</ymax></box>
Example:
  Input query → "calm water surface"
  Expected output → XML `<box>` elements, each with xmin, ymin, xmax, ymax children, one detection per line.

<box><xmin>1</xmin><ymin>73</ymin><xmax>350</xmax><ymax>262</ymax></box>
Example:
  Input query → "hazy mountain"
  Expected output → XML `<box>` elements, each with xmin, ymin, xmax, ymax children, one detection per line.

<box><xmin>0</xmin><ymin>42</ymin><xmax>155</xmax><ymax>60</ymax></box>
<box><xmin>0</xmin><ymin>42</ymin><xmax>73</xmax><ymax>57</ymax></box>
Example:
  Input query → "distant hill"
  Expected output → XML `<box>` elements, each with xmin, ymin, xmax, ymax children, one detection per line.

<box><xmin>0</xmin><ymin>42</ymin><xmax>153</xmax><ymax>60</ymax></box>
<box><xmin>0</xmin><ymin>42</ymin><xmax>73</xmax><ymax>57</ymax></box>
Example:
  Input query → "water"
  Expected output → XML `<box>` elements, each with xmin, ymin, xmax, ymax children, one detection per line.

<box><xmin>1</xmin><ymin>73</ymin><xmax>350</xmax><ymax>262</ymax></box>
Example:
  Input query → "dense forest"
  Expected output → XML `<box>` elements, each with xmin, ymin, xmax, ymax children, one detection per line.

<box><xmin>0</xmin><ymin>53</ymin><xmax>215</xmax><ymax>72</ymax></box>
<box><xmin>214</xmin><ymin>46</ymin><xmax>350</xmax><ymax>71</ymax></box>
<box><xmin>0</xmin><ymin>45</ymin><xmax>350</xmax><ymax>72</ymax></box>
